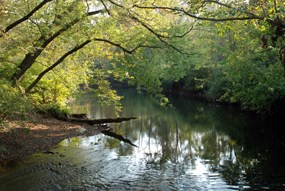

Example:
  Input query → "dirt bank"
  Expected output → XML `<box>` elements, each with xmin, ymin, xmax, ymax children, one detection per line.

<box><xmin>0</xmin><ymin>115</ymin><xmax>102</xmax><ymax>166</ymax></box>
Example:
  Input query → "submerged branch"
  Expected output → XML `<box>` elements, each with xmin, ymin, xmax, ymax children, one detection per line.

<box><xmin>101</xmin><ymin>130</ymin><xmax>138</xmax><ymax>147</ymax></box>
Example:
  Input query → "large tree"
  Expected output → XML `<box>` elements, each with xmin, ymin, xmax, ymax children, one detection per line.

<box><xmin>1</xmin><ymin>0</ymin><xmax>284</xmax><ymax>110</ymax></box>
<box><xmin>0</xmin><ymin>1</ymin><xmax>192</xmax><ymax>101</ymax></box>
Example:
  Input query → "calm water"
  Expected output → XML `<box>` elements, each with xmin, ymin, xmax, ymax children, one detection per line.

<box><xmin>0</xmin><ymin>89</ymin><xmax>285</xmax><ymax>190</ymax></box>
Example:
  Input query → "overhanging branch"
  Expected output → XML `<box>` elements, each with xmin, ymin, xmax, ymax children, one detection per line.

<box><xmin>25</xmin><ymin>37</ymin><xmax>159</xmax><ymax>93</ymax></box>
<box><xmin>12</xmin><ymin>8</ymin><xmax>105</xmax><ymax>82</ymax></box>
<box><xmin>106</xmin><ymin>0</ymin><xmax>124</xmax><ymax>8</ymax></box>
<box><xmin>99</xmin><ymin>0</ymin><xmax>111</xmax><ymax>15</ymax></box>
<box><xmin>3</xmin><ymin>0</ymin><xmax>53</xmax><ymax>34</ymax></box>
<box><xmin>133</xmin><ymin>4</ymin><xmax>263</xmax><ymax>22</ymax></box>
<box><xmin>172</xmin><ymin>25</ymin><xmax>194</xmax><ymax>38</ymax></box>
<box><xmin>203</xmin><ymin>0</ymin><xmax>262</xmax><ymax>19</ymax></box>
<box><xmin>25</xmin><ymin>40</ymin><xmax>92</xmax><ymax>93</ymax></box>
<box><xmin>129</xmin><ymin>13</ymin><xmax>191</xmax><ymax>55</ymax></box>
<box><xmin>94</xmin><ymin>38</ymin><xmax>162</xmax><ymax>53</ymax></box>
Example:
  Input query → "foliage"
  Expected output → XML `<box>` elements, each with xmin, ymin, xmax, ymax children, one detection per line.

<box><xmin>0</xmin><ymin>0</ymin><xmax>190</xmax><ymax>110</ymax></box>
<box><xmin>36</xmin><ymin>103</ymin><xmax>70</xmax><ymax>119</ymax></box>
<box><xmin>204</xmin><ymin>18</ymin><xmax>285</xmax><ymax>112</ymax></box>
<box><xmin>91</xmin><ymin>68</ymin><xmax>124</xmax><ymax>114</ymax></box>
<box><xmin>0</xmin><ymin>79</ymin><xmax>32</xmax><ymax>122</ymax></box>
<box><xmin>1</xmin><ymin>0</ymin><xmax>285</xmax><ymax>115</ymax></box>
<box><xmin>158</xmin><ymin>14</ymin><xmax>285</xmax><ymax>112</ymax></box>
<box><xmin>0</xmin><ymin>144</ymin><xmax>8</xmax><ymax>154</ymax></box>
<box><xmin>218</xmin><ymin>49</ymin><xmax>285</xmax><ymax>111</ymax></box>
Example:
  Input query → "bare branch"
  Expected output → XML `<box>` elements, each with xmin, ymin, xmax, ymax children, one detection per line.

<box><xmin>85</xmin><ymin>0</ymin><xmax>90</xmax><ymax>12</ymax></box>
<box><xmin>28</xmin><ymin>18</ymin><xmax>46</xmax><ymax>37</ymax></box>
<box><xmin>274</xmin><ymin>0</ymin><xmax>278</xmax><ymax>13</ymax></box>
<box><xmin>129</xmin><ymin>15</ymin><xmax>167</xmax><ymax>38</ymax></box>
<box><xmin>203</xmin><ymin>0</ymin><xmax>232</xmax><ymax>9</ymax></box>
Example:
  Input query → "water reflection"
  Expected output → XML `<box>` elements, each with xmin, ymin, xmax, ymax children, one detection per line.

<box><xmin>0</xmin><ymin>89</ymin><xmax>284</xmax><ymax>190</ymax></box>
<box><xmin>69</xmin><ymin>89</ymin><xmax>285</xmax><ymax>190</ymax></box>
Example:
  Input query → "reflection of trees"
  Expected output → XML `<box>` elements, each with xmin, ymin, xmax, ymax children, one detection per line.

<box><xmin>70</xmin><ymin>89</ymin><xmax>285</xmax><ymax>190</ymax></box>
<box><xmin>59</xmin><ymin>137</ymin><xmax>83</xmax><ymax>147</ymax></box>
<box><xmin>219</xmin><ymin>160</ymin><xmax>242</xmax><ymax>185</ymax></box>
<box><xmin>68</xmin><ymin>93</ymin><xmax>117</xmax><ymax>119</ymax></box>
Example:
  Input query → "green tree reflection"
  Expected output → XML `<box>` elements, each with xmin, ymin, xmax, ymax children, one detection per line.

<box><xmin>70</xmin><ymin>89</ymin><xmax>285</xmax><ymax>189</ymax></box>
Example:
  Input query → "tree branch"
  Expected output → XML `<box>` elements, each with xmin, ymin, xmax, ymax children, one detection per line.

<box><xmin>4</xmin><ymin>0</ymin><xmax>52</xmax><ymax>33</ymax></box>
<box><xmin>204</xmin><ymin>0</ymin><xmax>262</xmax><ymax>19</ymax></box>
<box><xmin>93</xmin><ymin>38</ymin><xmax>157</xmax><ymax>53</ymax></box>
<box><xmin>203</xmin><ymin>0</ymin><xmax>232</xmax><ymax>9</ymax></box>
<box><xmin>133</xmin><ymin>4</ymin><xmax>263</xmax><ymax>22</ymax></box>
<box><xmin>87</xmin><ymin>9</ymin><xmax>106</xmax><ymax>16</ymax></box>
<box><xmin>128</xmin><ymin>14</ymin><xmax>190</xmax><ymax>55</ymax></box>
<box><xmin>12</xmin><ymin>9</ymin><xmax>105</xmax><ymax>82</ymax></box>
<box><xmin>25</xmin><ymin>36</ymin><xmax>163</xmax><ymax>93</ymax></box>
<box><xmin>172</xmin><ymin>25</ymin><xmax>194</xmax><ymax>38</ymax></box>
<box><xmin>99</xmin><ymin>0</ymin><xmax>111</xmax><ymax>15</ymax></box>
<box><xmin>274</xmin><ymin>0</ymin><xmax>278</xmax><ymax>13</ymax></box>
<box><xmin>106</xmin><ymin>0</ymin><xmax>124</xmax><ymax>8</ymax></box>
<box><xmin>25</xmin><ymin>40</ymin><xmax>92</xmax><ymax>93</ymax></box>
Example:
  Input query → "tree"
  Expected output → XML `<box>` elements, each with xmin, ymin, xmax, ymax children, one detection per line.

<box><xmin>133</xmin><ymin>0</ymin><xmax>285</xmax><ymax>61</ymax></box>
<box><xmin>1</xmin><ymin>0</ymin><xmax>285</xmax><ymax>114</ymax></box>
<box><xmin>0</xmin><ymin>0</ymin><xmax>193</xmax><ymax>107</ymax></box>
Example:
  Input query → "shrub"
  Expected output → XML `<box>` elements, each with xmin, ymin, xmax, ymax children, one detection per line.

<box><xmin>0</xmin><ymin>80</ymin><xmax>32</xmax><ymax>123</ymax></box>
<box><xmin>215</xmin><ymin>49</ymin><xmax>285</xmax><ymax>112</ymax></box>
<box><xmin>36</xmin><ymin>103</ymin><xmax>70</xmax><ymax>119</ymax></box>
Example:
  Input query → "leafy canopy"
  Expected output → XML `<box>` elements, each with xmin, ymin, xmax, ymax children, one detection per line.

<box><xmin>1</xmin><ymin>0</ymin><xmax>285</xmax><ymax>115</ymax></box>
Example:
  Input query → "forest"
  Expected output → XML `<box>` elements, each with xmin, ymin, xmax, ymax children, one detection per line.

<box><xmin>1</xmin><ymin>1</ymin><xmax>285</xmax><ymax>190</ymax></box>
<box><xmin>1</xmin><ymin>0</ymin><xmax>285</xmax><ymax>121</ymax></box>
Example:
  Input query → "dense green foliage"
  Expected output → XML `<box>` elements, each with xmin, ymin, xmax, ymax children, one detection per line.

<box><xmin>171</xmin><ymin>18</ymin><xmax>285</xmax><ymax>112</ymax></box>
<box><xmin>1</xmin><ymin>0</ymin><xmax>285</xmax><ymax>119</ymax></box>
<box><xmin>0</xmin><ymin>79</ymin><xmax>32</xmax><ymax>123</ymax></box>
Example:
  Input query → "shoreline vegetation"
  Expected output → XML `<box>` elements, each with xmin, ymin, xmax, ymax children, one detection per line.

<box><xmin>2</xmin><ymin>0</ymin><xmax>285</xmax><ymax>166</ymax></box>
<box><xmin>1</xmin><ymin>90</ymin><xmax>284</xmax><ymax>167</ymax></box>
<box><xmin>1</xmin><ymin>87</ymin><xmax>285</xmax><ymax>167</ymax></box>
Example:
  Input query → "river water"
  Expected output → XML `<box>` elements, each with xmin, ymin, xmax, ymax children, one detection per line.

<box><xmin>0</xmin><ymin>89</ymin><xmax>285</xmax><ymax>190</ymax></box>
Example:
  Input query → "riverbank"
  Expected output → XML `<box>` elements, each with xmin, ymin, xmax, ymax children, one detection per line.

<box><xmin>0</xmin><ymin>115</ymin><xmax>101</xmax><ymax>166</ymax></box>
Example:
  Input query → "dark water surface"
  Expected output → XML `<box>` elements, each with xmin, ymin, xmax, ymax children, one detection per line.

<box><xmin>1</xmin><ymin>89</ymin><xmax>285</xmax><ymax>190</ymax></box>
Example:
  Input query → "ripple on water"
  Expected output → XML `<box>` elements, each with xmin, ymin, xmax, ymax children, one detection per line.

<box><xmin>1</xmin><ymin>132</ymin><xmax>284</xmax><ymax>191</ymax></box>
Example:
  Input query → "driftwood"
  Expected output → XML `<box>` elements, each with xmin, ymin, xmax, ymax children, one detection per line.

<box><xmin>64</xmin><ymin>116</ymin><xmax>137</xmax><ymax>125</ymax></box>
<box><xmin>101</xmin><ymin>130</ymin><xmax>138</xmax><ymax>147</ymax></box>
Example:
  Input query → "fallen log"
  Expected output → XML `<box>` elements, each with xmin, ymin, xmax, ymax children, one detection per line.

<box><xmin>64</xmin><ymin>117</ymin><xmax>137</xmax><ymax>125</ymax></box>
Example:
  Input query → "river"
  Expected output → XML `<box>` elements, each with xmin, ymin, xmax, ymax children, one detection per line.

<box><xmin>0</xmin><ymin>88</ymin><xmax>285</xmax><ymax>190</ymax></box>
